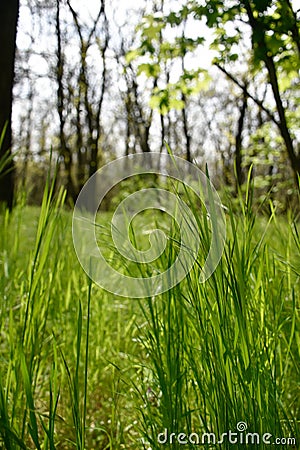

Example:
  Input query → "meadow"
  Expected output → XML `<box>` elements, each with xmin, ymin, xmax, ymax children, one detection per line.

<box><xmin>0</xmin><ymin>177</ymin><xmax>299</xmax><ymax>449</ymax></box>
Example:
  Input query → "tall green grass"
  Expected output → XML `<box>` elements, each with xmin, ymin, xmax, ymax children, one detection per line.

<box><xmin>0</xmin><ymin>174</ymin><xmax>299</xmax><ymax>449</ymax></box>
<box><xmin>134</xmin><ymin>182</ymin><xmax>300</xmax><ymax>449</ymax></box>
<box><xmin>0</xmin><ymin>180</ymin><xmax>142</xmax><ymax>449</ymax></box>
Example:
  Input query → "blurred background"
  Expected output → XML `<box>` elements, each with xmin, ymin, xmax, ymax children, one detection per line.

<box><xmin>1</xmin><ymin>0</ymin><xmax>299</xmax><ymax>209</ymax></box>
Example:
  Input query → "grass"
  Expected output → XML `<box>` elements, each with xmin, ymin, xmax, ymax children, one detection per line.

<box><xmin>0</xmin><ymin>176</ymin><xmax>299</xmax><ymax>449</ymax></box>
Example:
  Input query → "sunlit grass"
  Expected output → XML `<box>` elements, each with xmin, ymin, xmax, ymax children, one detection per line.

<box><xmin>0</xmin><ymin>183</ymin><xmax>143</xmax><ymax>449</ymax></box>
<box><xmin>0</xmin><ymin>179</ymin><xmax>299</xmax><ymax>449</ymax></box>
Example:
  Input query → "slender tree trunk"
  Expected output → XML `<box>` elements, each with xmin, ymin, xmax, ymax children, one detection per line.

<box><xmin>125</xmin><ymin>95</ymin><xmax>131</xmax><ymax>156</ymax></box>
<box><xmin>0</xmin><ymin>0</ymin><xmax>19</xmax><ymax>209</ymax></box>
<box><xmin>181</xmin><ymin>96</ymin><xmax>192</xmax><ymax>162</ymax></box>
<box><xmin>263</xmin><ymin>54</ymin><xmax>300</xmax><ymax>175</ymax></box>
<box><xmin>56</xmin><ymin>0</ymin><xmax>75</xmax><ymax>201</ymax></box>
<box><xmin>180</xmin><ymin>23</ymin><xmax>192</xmax><ymax>163</ymax></box>
<box><xmin>235</xmin><ymin>89</ymin><xmax>248</xmax><ymax>190</ymax></box>
<box><xmin>244</xmin><ymin>0</ymin><xmax>300</xmax><ymax>184</ymax></box>
<box><xmin>67</xmin><ymin>0</ymin><xmax>108</xmax><ymax>179</ymax></box>
<box><xmin>75</xmin><ymin>86</ymin><xmax>85</xmax><ymax>191</ymax></box>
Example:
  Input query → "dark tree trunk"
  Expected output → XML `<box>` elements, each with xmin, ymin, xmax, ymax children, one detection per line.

<box><xmin>235</xmin><ymin>89</ymin><xmax>248</xmax><ymax>190</ymax></box>
<box><xmin>244</xmin><ymin>0</ymin><xmax>300</xmax><ymax>184</ymax></box>
<box><xmin>67</xmin><ymin>0</ymin><xmax>108</xmax><ymax>180</ymax></box>
<box><xmin>0</xmin><ymin>0</ymin><xmax>19</xmax><ymax>209</ymax></box>
<box><xmin>56</xmin><ymin>0</ymin><xmax>76</xmax><ymax>202</ymax></box>
<box><xmin>181</xmin><ymin>96</ymin><xmax>192</xmax><ymax>163</ymax></box>
<box><xmin>180</xmin><ymin>25</ymin><xmax>192</xmax><ymax>164</ymax></box>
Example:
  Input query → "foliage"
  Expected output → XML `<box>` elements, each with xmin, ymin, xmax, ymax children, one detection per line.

<box><xmin>129</xmin><ymin>0</ymin><xmax>299</xmax><ymax>186</ymax></box>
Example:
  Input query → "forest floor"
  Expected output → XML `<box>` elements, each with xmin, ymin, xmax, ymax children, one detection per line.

<box><xmin>0</xmin><ymin>186</ymin><xmax>299</xmax><ymax>449</ymax></box>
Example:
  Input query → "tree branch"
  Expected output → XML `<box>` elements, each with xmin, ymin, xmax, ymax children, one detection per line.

<box><xmin>214</xmin><ymin>63</ymin><xmax>280</xmax><ymax>127</ymax></box>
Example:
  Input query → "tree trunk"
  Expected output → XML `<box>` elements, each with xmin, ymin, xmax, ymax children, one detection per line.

<box><xmin>235</xmin><ymin>89</ymin><xmax>248</xmax><ymax>190</ymax></box>
<box><xmin>181</xmin><ymin>96</ymin><xmax>192</xmax><ymax>163</ymax></box>
<box><xmin>67</xmin><ymin>0</ymin><xmax>108</xmax><ymax>180</ymax></box>
<box><xmin>56</xmin><ymin>0</ymin><xmax>76</xmax><ymax>201</ymax></box>
<box><xmin>0</xmin><ymin>0</ymin><xmax>19</xmax><ymax>209</ymax></box>
<box><xmin>244</xmin><ymin>0</ymin><xmax>300</xmax><ymax>184</ymax></box>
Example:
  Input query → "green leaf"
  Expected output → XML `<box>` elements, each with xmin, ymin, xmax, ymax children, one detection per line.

<box><xmin>167</xmin><ymin>11</ymin><xmax>182</xmax><ymax>26</ymax></box>
<box><xmin>229</xmin><ymin>53</ymin><xmax>239</xmax><ymax>62</ymax></box>
<box><xmin>137</xmin><ymin>63</ymin><xmax>161</xmax><ymax>78</ymax></box>
<box><xmin>266</xmin><ymin>33</ymin><xmax>284</xmax><ymax>54</ymax></box>
<box><xmin>125</xmin><ymin>49</ymin><xmax>140</xmax><ymax>64</ymax></box>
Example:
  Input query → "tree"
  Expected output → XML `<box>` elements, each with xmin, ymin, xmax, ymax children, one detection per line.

<box><xmin>133</xmin><ymin>0</ymin><xmax>299</xmax><ymax>186</ymax></box>
<box><xmin>242</xmin><ymin>0</ymin><xmax>300</xmax><ymax>180</ymax></box>
<box><xmin>52</xmin><ymin>0</ymin><xmax>110</xmax><ymax>200</ymax></box>
<box><xmin>188</xmin><ymin>0</ymin><xmax>300</xmax><ymax>182</ymax></box>
<box><xmin>66</xmin><ymin>0</ymin><xmax>109</xmax><ymax>180</ymax></box>
<box><xmin>55</xmin><ymin>0</ymin><xmax>76</xmax><ymax>201</ymax></box>
<box><xmin>0</xmin><ymin>0</ymin><xmax>19</xmax><ymax>209</ymax></box>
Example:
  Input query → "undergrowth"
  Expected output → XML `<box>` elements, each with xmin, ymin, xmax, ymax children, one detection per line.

<box><xmin>0</xmin><ymin>176</ymin><xmax>299</xmax><ymax>449</ymax></box>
